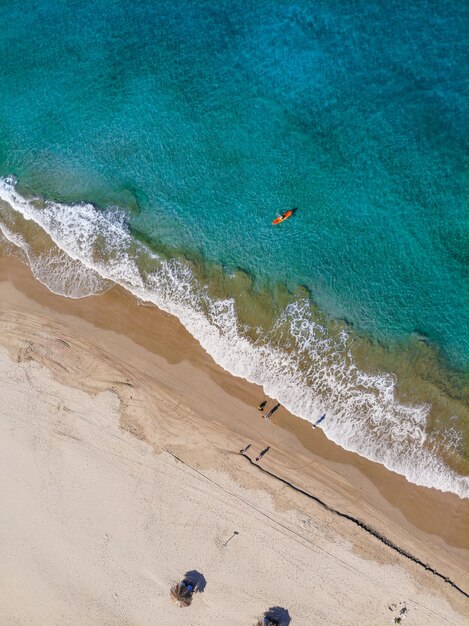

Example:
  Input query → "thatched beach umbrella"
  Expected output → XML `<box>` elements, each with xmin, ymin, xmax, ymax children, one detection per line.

<box><xmin>170</xmin><ymin>581</ymin><xmax>193</xmax><ymax>607</ymax></box>
<box><xmin>255</xmin><ymin>618</ymin><xmax>279</xmax><ymax>626</ymax></box>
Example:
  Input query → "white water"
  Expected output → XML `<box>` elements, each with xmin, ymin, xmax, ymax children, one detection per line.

<box><xmin>0</xmin><ymin>219</ymin><xmax>110</xmax><ymax>298</ymax></box>
<box><xmin>1</xmin><ymin>177</ymin><xmax>467</xmax><ymax>498</ymax></box>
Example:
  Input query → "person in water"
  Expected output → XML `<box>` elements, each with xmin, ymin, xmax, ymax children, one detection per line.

<box><xmin>258</xmin><ymin>400</ymin><xmax>267</xmax><ymax>411</ymax></box>
<box><xmin>264</xmin><ymin>403</ymin><xmax>281</xmax><ymax>419</ymax></box>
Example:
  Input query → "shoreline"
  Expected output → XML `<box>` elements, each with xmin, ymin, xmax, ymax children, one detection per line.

<box><xmin>1</xmin><ymin>175</ymin><xmax>468</xmax><ymax>497</ymax></box>
<box><xmin>1</xmin><ymin>253</ymin><xmax>468</xmax><ymax>623</ymax></box>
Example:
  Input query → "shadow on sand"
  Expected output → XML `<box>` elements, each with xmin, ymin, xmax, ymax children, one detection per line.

<box><xmin>184</xmin><ymin>570</ymin><xmax>207</xmax><ymax>593</ymax></box>
<box><xmin>261</xmin><ymin>606</ymin><xmax>291</xmax><ymax>625</ymax></box>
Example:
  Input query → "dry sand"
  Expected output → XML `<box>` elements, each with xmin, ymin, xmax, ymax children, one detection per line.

<box><xmin>0</xmin><ymin>255</ymin><xmax>468</xmax><ymax>626</ymax></box>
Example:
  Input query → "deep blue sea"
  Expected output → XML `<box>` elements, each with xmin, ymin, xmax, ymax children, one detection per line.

<box><xmin>0</xmin><ymin>0</ymin><xmax>467</xmax><ymax>495</ymax></box>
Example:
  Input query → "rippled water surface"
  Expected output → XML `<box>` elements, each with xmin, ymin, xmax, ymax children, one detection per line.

<box><xmin>0</xmin><ymin>0</ymin><xmax>467</xmax><ymax>495</ymax></box>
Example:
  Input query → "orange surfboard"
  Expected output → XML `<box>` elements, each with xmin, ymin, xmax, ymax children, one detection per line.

<box><xmin>272</xmin><ymin>210</ymin><xmax>293</xmax><ymax>225</ymax></box>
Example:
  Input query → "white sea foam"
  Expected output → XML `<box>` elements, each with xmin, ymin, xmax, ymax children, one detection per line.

<box><xmin>1</xmin><ymin>177</ymin><xmax>467</xmax><ymax>498</ymax></box>
<box><xmin>0</xmin><ymin>213</ymin><xmax>110</xmax><ymax>298</ymax></box>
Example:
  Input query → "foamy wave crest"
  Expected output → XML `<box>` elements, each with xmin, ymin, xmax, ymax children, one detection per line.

<box><xmin>1</xmin><ymin>177</ymin><xmax>467</xmax><ymax>498</ymax></box>
<box><xmin>0</xmin><ymin>213</ymin><xmax>110</xmax><ymax>298</ymax></box>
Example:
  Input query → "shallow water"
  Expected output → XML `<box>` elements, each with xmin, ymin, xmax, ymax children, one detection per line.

<box><xmin>0</xmin><ymin>0</ymin><xmax>467</xmax><ymax>495</ymax></box>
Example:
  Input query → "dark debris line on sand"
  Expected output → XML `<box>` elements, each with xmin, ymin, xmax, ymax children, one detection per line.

<box><xmin>164</xmin><ymin>447</ymin><xmax>468</xmax><ymax>600</ymax></box>
<box><xmin>239</xmin><ymin>454</ymin><xmax>469</xmax><ymax>600</ymax></box>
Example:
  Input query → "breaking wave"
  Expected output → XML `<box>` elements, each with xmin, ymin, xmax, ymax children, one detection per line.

<box><xmin>1</xmin><ymin>177</ymin><xmax>467</xmax><ymax>498</ymax></box>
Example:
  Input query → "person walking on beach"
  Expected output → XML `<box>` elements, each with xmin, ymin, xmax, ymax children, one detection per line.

<box><xmin>239</xmin><ymin>444</ymin><xmax>251</xmax><ymax>454</ymax></box>
<box><xmin>258</xmin><ymin>400</ymin><xmax>267</xmax><ymax>411</ymax></box>
<box><xmin>264</xmin><ymin>403</ymin><xmax>280</xmax><ymax>419</ymax></box>
<box><xmin>313</xmin><ymin>414</ymin><xmax>326</xmax><ymax>428</ymax></box>
<box><xmin>256</xmin><ymin>446</ymin><xmax>270</xmax><ymax>462</ymax></box>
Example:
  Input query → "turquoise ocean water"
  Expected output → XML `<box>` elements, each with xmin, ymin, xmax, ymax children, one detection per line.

<box><xmin>0</xmin><ymin>0</ymin><xmax>468</xmax><ymax>495</ymax></box>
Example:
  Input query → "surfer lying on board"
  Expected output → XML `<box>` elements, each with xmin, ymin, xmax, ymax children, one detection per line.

<box><xmin>272</xmin><ymin>208</ymin><xmax>297</xmax><ymax>225</ymax></box>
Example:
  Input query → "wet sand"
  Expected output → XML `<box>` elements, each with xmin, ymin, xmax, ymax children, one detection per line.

<box><xmin>0</xmin><ymin>254</ymin><xmax>468</xmax><ymax>625</ymax></box>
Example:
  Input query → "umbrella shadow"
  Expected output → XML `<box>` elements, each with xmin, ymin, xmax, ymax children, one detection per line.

<box><xmin>264</xmin><ymin>606</ymin><xmax>291</xmax><ymax>625</ymax></box>
<box><xmin>184</xmin><ymin>570</ymin><xmax>207</xmax><ymax>593</ymax></box>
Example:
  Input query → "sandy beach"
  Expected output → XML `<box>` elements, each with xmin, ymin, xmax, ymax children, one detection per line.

<box><xmin>0</xmin><ymin>254</ymin><xmax>468</xmax><ymax>626</ymax></box>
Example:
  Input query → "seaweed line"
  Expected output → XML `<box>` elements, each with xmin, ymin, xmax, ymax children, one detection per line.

<box><xmin>239</xmin><ymin>453</ymin><xmax>469</xmax><ymax>600</ymax></box>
